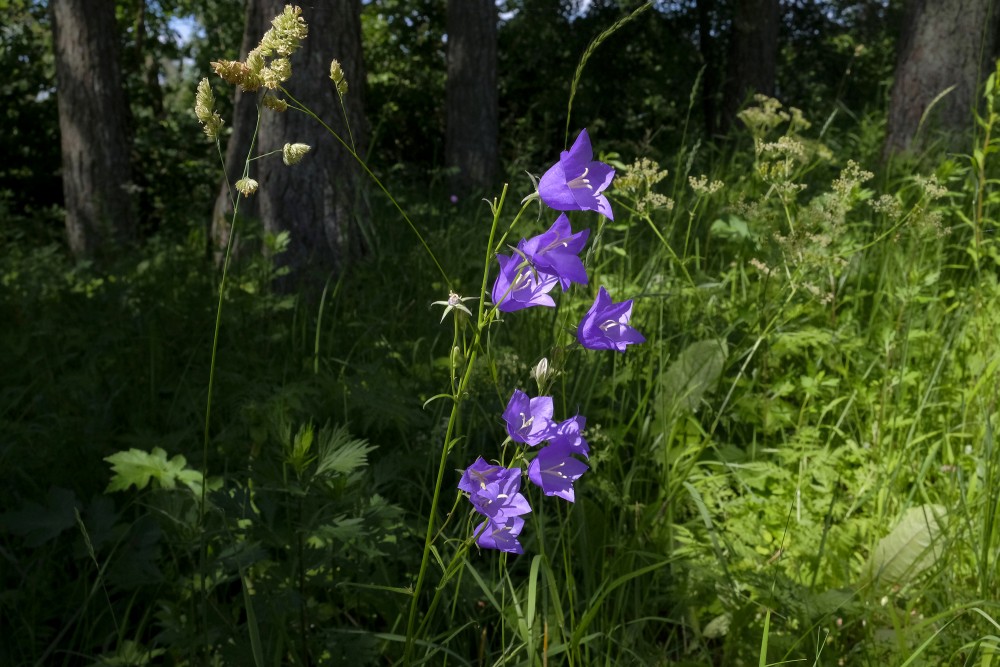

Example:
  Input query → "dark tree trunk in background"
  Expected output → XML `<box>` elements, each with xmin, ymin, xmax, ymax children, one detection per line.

<box><xmin>883</xmin><ymin>0</ymin><xmax>999</xmax><ymax>157</ymax></box>
<box><xmin>134</xmin><ymin>0</ymin><xmax>164</xmax><ymax>118</ymax></box>
<box><xmin>445</xmin><ymin>0</ymin><xmax>498</xmax><ymax>195</ymax></box>
<box><xmin>258</xmin><ymin>0</ymin><xmax>369</xmax><ymax>287</ymax></box>
<box><xmin>211</xmin><ymin>0</ymin><xmax>263</xmax><ymax>265</ymax></box>
<box><xmin>721</xmin><ymin>0</ymin><xmax>779</xmax><ymax>131</ymax></box>
<box><xmin>697</xmin><ymin>0</ymin><xmax>720</xmax><ymax>137</ymax></box>
<box><xmin>218</xmin><ymin>0</ymin><xmax>369</xmax><ymax>287</ymax></box>
<box><xmin>51</xmin><ymin>0</ymin><xmax>134</xmax><ymax>259</ymax></box>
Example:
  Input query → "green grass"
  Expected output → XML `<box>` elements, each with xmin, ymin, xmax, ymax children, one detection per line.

<box><xmin>3</xmin><ymin>84</ymin><xmax>1000</xmax><ymax>667</ymax></box>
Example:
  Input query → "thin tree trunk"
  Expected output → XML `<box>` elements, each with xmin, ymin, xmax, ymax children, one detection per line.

<box><xmin>134</xmin><ymin>0</ymin><xmax>164</xmax><ymax>118</ymax></box>
<box><xmin>210</xmin><ymin>0</ymin><xmax>263</xmax><ymax>265</ymax></box>
<box><xmin>445</xmin><ymin>0</ymin><xmax>498</xmax><ymax>194</ymax></box>
<box><xmin>51</xmin><ymin>0</ymin><xmax>134</xmax><ymax>259</ymax></box>
<box><xmin>883</xmin><ymin>0</ymin><xmax>999</xmax><ymax>157</ymax></box>
<box><xmin>721</xmin><ymin>0</ymin><xmax>779</xmax><ymax>131</ymax></box>
<box><xmin>257</xmin><ymin>0</ymin><xmax>369</xmax><ymax>289</ymax></box>
<box><xmin>697</xmin><ymin>0</ymin><xmax>719</xmax><ymax>137</ymax></box>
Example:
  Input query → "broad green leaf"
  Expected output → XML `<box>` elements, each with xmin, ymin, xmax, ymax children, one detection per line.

<box><xmin>863</xmin><ymin>504</ymin><xmax>947</xmax><ymax>587</ymax></box>
<box><xmin>658</xmin><ymin>338</ymin><xmax>728</xmax><ymax>415</ymax></box>
<box><xmin>104</xmin><ymin>447</ymin><xmax>203</xmax><ymax>493</ymax></box>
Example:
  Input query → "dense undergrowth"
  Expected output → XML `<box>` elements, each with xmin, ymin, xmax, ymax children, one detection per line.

<box><xmin>4</xmin><ymin>27</ymin><xmax>1000</xmax><ymax>667</ymax></box>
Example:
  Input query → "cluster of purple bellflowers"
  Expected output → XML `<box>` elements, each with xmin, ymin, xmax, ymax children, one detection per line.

<box><xmin>460</xmin><ymin>129</ymin><xmax>645</xmax><ymax>554</ymax></box>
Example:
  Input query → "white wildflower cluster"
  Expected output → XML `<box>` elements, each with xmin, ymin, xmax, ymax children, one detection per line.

<box><xmin>615</xmin><ymin>157</ymin><xmax>674</xmax><ymax>214</ymax></box>
<box><xmin>831</xmin><ymin>160</ymin><xmax>874</xmax><ymax>198</ymax></box>
<box><xmin>688</xmin><ymin>174</ymin><xmax>725</xmax><ymax>196</ymax></box>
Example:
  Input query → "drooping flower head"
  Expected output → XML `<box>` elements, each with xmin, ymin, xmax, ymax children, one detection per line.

<box><xmin>460</xmin><ymin>458</ymin><xmax>532</xmax><ymax>554</ymax></box>
<box><xmin>491</xmin><ymin>254</ymin><xmax>558</xmax><ymax>312</ymax></box>
<box><xmin>518</xmin><ymin>214</ymin><xmax>590</xmax><ymax>291</ymax></box>
<box><xmin>538</xmin><ymin>129</ymin><xmax>616</xmax><ymax>220</ymax></box>
<box><xmin>577</xmin><ymin>286</ymin><xmax>645</xmax><ymax>352</ymax></box>
<box><xmin>502</xmin><ymin>389</ymin><xmax>554</xmax><ymax>445</ymax></box>
<box><xmin>528</xmin><ymin>443</ymin><xmax>589</xmax><ymax>502</ymax></box>
<box><xmin>475</xmin><ymin>516</ymin><xmax>526</xmax><ymax>553</ymax></box>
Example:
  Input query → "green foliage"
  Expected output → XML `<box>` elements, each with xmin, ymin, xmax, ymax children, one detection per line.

<box><xmin>5</xmin><ymin>4</ymin><xmax>1000</xmax><ymax>665</ymax></box>
<box><xmin>105</xmin><ymin>447</ymin><xmax>205</xmax><ymax>493</ymax></box>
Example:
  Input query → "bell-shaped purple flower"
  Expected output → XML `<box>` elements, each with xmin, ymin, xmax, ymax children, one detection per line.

<box><xmin>518</xmin><ymin>214</ymin><xmax>590</xmax><ymax>291</ymax></box>
<box><xmin>528</xmin><ymin>443</ymin><xmax>589</xmax><ymax>502</ymax></box>
<box><xmin>577</xmin><ymin>286</ymin><xmax>646</xmax><ymax>352</ymax></box>
<box><xmin>502</xmin><ymin>389</ymin><xmax>554</xmax><ymax>445</ymax></box>
<box><xmin>458</xmin><ymin>457</ymin><xmax>505</xmax><ymax>494</ymax></box>
<box><xmin>549</xmin><ymin>415</ymin><xmax>590</xmax><ymax>459</ymax></box>
<box><xmin>538</xmin><ymin>129</ymin><xmax>615</xmax><ymax>221</ymax></box>
<box><xmin>476</xmin><ymin>516</ymin><xmax>526</xmax><ymax>554</ymax></box>
<box><xmin>468</xmin><ymin>467</ymin><xmax>532</xmax><ymax>523</ymax></box>
<box><xmin>491</xmin><ymin>253</ymin><xmax>559</xmax><ymax>312</ymax></box>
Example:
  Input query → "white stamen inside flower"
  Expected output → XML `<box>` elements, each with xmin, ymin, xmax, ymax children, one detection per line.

<box><xmin>599</xmin><ymin>319</ymin><xmax>618</xmax><ymax>332</ymax></box>
<box><xmin>542</xmin><ymin>235</ymin><xmax>570</xmax><ymax>253</ymax></box>
<box><xmin>519</xmin><ymin>412</ymin><xmax>534</xmax><ymax>432</ymax></box>
<box><xmin>567</xmin><ymin>167</ymin><xmax>592</xmax><ymax>190</ymax></box>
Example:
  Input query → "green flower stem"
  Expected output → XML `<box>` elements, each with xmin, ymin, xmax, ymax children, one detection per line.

<box><xmin>405</xmin><ymin>185</ymin><xmax>515</xmax><ymax>661</ymax></box>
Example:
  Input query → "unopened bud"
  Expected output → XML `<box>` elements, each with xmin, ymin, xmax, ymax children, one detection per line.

<box><xmin>531</xmin><ymin>358</ymin><xmax>550</xmax><ymax>390</ymax></box>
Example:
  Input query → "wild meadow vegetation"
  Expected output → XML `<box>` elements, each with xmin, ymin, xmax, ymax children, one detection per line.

<box><xmin>4</xmin><ymin>2</ymin><xmax>1000</xmax><ymax>666</ymax></box>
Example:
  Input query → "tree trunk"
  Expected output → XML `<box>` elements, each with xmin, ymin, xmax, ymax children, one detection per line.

<box><xmin>51</xmin><ymin>0</ymin><xmax>134</xmax><ymax>259</ymax></box>
<box><xmin>697</xmin><ymin>0</ymin><xmax>720</xmax><ymax>137</ymax></box>
<box><xmin>883</xmin><ymin>0</ymin><xmax>1000</xmax><ymax>157</ymax></box>
<box><xmin>445</xmin><ymin>0</ymin><xmax>498</xmax><ymax>195</ymax></box>
<box><xmin>721</xmin><ymin>0</ymin><xmax>779</xmax><ymax>131</ymax></box>
<box><xmin>216</xmin><ymin>0</ymin><xmax>370</xmax><ymax>288</ymax></box>
<box><xmin>211</xmin><ymin>0</ymin><xmax>264</xmax><ymax>265</ymax></box>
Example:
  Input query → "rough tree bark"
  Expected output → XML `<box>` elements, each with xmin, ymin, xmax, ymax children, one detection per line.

<box><xmin>697</xmin><ymin>0</ymin><xmax>721</xmax><ymax>137</ymax></box>
<box><xmin>883</xmin><ymin>0</ymin><xmax>1000</xmax><ymax>157</ymax></box>
<box><xmin>216</xmin><ymin>0</ymin><xmax>369</xmax><ymax>287</ymax></box>
<box><xmin>445</xmin><ymin>0</ymin><xmax>499</xmax><ymax>195</ymax></box>
<box><xmin>721</xmin><ymin>0</ymin><xmax>779</xmax><ymax>131</ymax></box>
<box><xmin>210</xmin><ymin>0</ymin><xmax>263</xmax><ymax>265</ymax></box>
<box><xmin>51</xmin><ymin>0</ymin><xmax>134</xmax><ymax>259</ymax></box>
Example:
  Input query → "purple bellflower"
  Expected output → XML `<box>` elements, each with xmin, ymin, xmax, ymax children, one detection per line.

<box><xmin>475</xmin><ymin>516</ymin><xmax>526</xmax><ymax>554</ymax></box>
<box><xmin>538</xmin><ymin>129</ymin><xmax>616</xmax><ymax>221</ymax></box>
<box><xmin>491</xmin><ymin>253</ymin><xmax>559</xmax><ymax>312</ymax></box>
<box><xmin>548</xmin><ymin>415</ymin><xmax>590</xmax><ymax>459</ymax></box>
<box><xmin>528</xmin><ymin>443</ymin><xmax>589</xmax><ymax>502</ymax></box>
<box><xmin>458</xmin><ymin>457</ymin><xmax>505</xmax><ymax>495</ymax></box>
<box><xmin>466</xmin><ymin>466</ymin><xmax>532</xmax><ymax>524</ymax></box>
<box><xmin>578</xmin><ymin>286</ymin><xmax>646</xmax><ymax>352</ymax></box>
<box><xmin>502</xmin><ymin>389</ymin><xmax>554</xmax><ymax>445</ymax></box>
<box><xmin>519</xmin><ymin>214</ymin><xmax>590</xmax><ymax>291</ymax></box>
<box><xmin>460</xmin><ymin>458</ymin><xmax>532</xmax><ymax>554</ymax></box>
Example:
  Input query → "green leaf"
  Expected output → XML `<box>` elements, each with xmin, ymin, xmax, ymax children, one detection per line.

<box><xmin>863</xmin><ymin>504</ymin><xmax>947</xmax><ymax>587</ymax></box>
<box><xmin>658</xmin><ymin>338</ymin><xmax>728</xmax><ymax>415</ymax></box>
<box><xmin>104</xmin><ymin>447</ymin><xmax>203</xmax><ymax>494</ymax></box>
<box><xmin>314</xmin><ymin>424</ymin><xmax>375</xmax><ymax>479</ymax></box>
